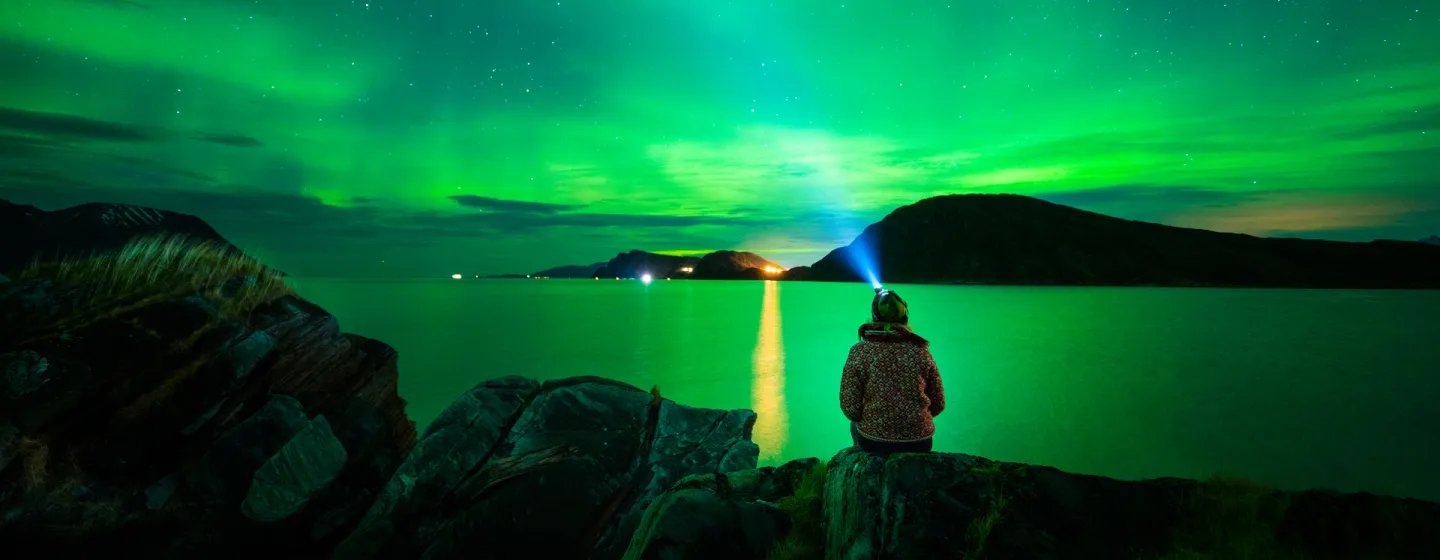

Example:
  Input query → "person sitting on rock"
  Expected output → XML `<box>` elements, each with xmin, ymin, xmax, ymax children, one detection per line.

<box><xmin>839</xmin><ymin>288</ymin><xmax>945</xmax><ymax>455</ymax></box>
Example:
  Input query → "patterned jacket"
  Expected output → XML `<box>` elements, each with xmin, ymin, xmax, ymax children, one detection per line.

<box><xmin>840</xmin><ymin>323</ymin><xmax>946</xmax><ymax>443</ymax></box>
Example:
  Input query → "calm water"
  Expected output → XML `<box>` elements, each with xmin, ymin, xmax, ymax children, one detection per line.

<box><xmin>291</xmin><ymin>279</ymin><xmax>1440</xmax><ymax>501</ymax></box>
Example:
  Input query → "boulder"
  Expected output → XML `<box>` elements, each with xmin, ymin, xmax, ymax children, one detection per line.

<box><xmin>824</xmin><ymin>448</ymin><xmax>1440</xmax><ymax>559</ymax></box>
<box><xmin>622</xmin><ymin>456</ymin><xmax>819</xmax><ymax>560</ymax></box>
<box><xmin>334</xmin><ymin>376</ymin><xmax>541</xmax><ymax>559</ymax></box>
<box><xmin>596</xmin><ymin>399</ymin><xmax>760</xmax><ymax>557</ymax></box>
<box><xmin>333</xmin><ymin>376</ymin><xmax>761</xmax><ymax>560</ymax></box>
<box><xmin>622</xmin><ymin>473</ymin><xmax>789</xmax><ymax>560</ymax></box>
<box><xmin>242</xmin><ymin>415</ymin><xmax>349</xmax><ymax>523</ymax></box>
<box><xmin>187</xmin><ymin>395</ymin><xmax>312</xmax><ymax>505</ymax></box>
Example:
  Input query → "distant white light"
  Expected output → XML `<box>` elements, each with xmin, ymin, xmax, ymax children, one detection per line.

<box><xmin>642</xmin><ymin>273</ymin><xmax>653</xmax><ymax>284</ymax></box>
<box><xmin>451</xmin><ymin>274</ymin><xmax>463</xmax><ymax>279</ymax></box>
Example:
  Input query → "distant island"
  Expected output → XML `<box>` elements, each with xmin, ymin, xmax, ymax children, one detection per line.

<box><xmin>536</xmin><ymin>250</ymin><xmax>784</xmax><ymax>281</ymax></box>
<box><xmin>532</xmin><ymin>261</ymin><xmax>607</xmax><ymax>278</ymax></box>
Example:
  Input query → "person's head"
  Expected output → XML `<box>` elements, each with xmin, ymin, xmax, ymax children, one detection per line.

<box><xmin>871</xmin><ymin>289</ymin><xmax>909</xmax><ymax>324</ymax></box>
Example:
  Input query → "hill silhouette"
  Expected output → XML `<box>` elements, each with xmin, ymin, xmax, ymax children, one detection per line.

<box><xmin>805</xmin><ymin>194</ymin><xmax>1440</xmax><ymax>288</ymax></box>
<box><xmin>594</xmin><ymin>250</ymin><xmax>700</xmax><ymax>279</ymax></box>
<box><xmin>692</xmin><ymin>250</ymin><xmax>783</xmax><ymax>280</ymax></box>
<box><xmin>1</xmin><ymin>198</ymin><xmax>242</xmax><ymax>274</ymax></box>
<box><xmin>533</xmin><ymin>261</ymin><xmax>607</xmax><ymax>278</ymax></box>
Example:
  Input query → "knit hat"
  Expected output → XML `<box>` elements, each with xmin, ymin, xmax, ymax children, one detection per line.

<box><xmin>871</xmin><ymin>290</ymin><xmax>909</xmax><ymax>324</ymax></box>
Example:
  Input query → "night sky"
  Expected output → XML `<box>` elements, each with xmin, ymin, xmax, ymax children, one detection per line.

<box><xmin>1</xmin><ymin>0</ymin><xmax>1436</xmax><ymax>277</ymax></box>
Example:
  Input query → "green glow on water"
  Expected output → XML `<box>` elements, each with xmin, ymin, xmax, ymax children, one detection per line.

<box><xmin>292</xmin><ymin>278</ymin><xmax>1440</xmax><ymax>501</ymax></box>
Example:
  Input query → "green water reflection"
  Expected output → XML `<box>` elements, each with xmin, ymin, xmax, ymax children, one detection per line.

<box><xmin>291</xmin><ymin>278</ymin><xmax>1440</xmax><ymax>501</ymax></box>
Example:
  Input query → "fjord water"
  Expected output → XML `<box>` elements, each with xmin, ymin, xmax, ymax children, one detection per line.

<box><xmin>291</xmin><ymin>278</ymin><xmax>1440</xmax><ymax>501</ymax></box>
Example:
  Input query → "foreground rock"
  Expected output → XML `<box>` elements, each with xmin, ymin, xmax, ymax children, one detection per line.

<box><xmin>825</xmin><ymin>448</ymin><xmax>1440</xmax><ymax>559</ymax></box>
<box><xmin>624</xmin><ymin>458</ymin><xmax>819</xmax><ymax>560</ymax></box>
<box><xmin>0</xmin><ymin>279</ymin><xmax>415</xmax><ymax>556</ymax></box>
<box><xmin>335</xmin><ymin>376</ymin><xmax>761</xmax><ymax>559</ymax></box>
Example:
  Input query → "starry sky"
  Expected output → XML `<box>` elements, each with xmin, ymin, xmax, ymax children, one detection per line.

<box><xmin>0</xmin><ymin>0</ymin><xmax>1436</xmax><ymax>277</ymax></box>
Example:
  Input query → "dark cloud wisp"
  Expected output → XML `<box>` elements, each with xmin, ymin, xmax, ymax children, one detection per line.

<box><xmin>192</xmin><ymin>131</ymin><xmax>265</xmax><ymax>148</ymax></box>
<box><xmin>447</xmin><ymin>194</ymin><xmax>588</xmax><ymax>214</ymax></box>
<box><xmin>0</xmin><ymin>106</ymin><xmax>166</xmax><ymax>143</ymax></box>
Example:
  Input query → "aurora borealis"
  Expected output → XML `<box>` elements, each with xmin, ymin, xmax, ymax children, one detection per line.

<box><xmin>1</xmin><ymin>0</ymin><xmax>1436</xmax><ymax>276</ymax></box>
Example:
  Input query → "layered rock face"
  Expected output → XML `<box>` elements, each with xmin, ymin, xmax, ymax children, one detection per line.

<box><xmin>0</xmin><ymin>277</ymin><xmax>415</xmax><ymax>557</ymax></box>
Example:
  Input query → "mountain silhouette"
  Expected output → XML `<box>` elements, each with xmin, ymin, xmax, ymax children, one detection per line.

<box><xmin>805</xmin><ymin>194</ymin><xmax>1440</xmax><ymax>288</ymax></box>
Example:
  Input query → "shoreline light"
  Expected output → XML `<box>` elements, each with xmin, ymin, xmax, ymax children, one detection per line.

<box><xmin>451</xmin><ymin>274</ymin><xmax>463</xmax><ymax>279</ymax></box>
<box><xmin>641</xmin><ymin>273</ymin><xmax>653</xmax><ymax>284</ymax></box>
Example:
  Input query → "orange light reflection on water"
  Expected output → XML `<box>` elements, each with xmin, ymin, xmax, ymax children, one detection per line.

<box><xmin>751</xmin><ymin>280</ymin><xmax>788</xmax><ymax>462</ymax></box>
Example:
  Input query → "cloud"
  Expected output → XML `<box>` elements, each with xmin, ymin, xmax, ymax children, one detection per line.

<box><xmin>778</xmin><ymin>162</ymin><xmax>818</xmax><ymax>177</ymax></box>
<box><xmin>0</xmin><ymin>169</ymin><xmax>100</xmax><ymax>190</ymax></box>
<box><xmin>0</xmin><ymin>106</ymin><xmax>268</xmax><ymax>151</ymax></box>
<box><xmin>952</xmin><ymin>167</ymin><xmax>1070</xmax><ymax>188</ymax></box>
<box><xmin>1266</xmin><ymin>208</ymin><xmax>1440</xmax><ymax>242</ymax></box>
<box><xmin>447</xmin><ymin>195</ymin><xmax>588</xmax><ymax>214</ymax></box>
<box><xmin>1329</xmin><ymin>104</ymin><xmax>1439</xmax><ymax>140</ymax></box>
<box><xmin>0</xmin><ymin>133</ymin><xmax>73</xmax><ymax>158</ymax></box>
<box><xmin>0</xmin><ymin>106</ymin><xmax>166</xmax><ymax>142</ymax></box>
<box><xmin>0</xmin><ymin>178</ymin><xmax>771</xmax><ymax>246</ymax></box>
<box><xmin>192</xmin><ymin>131</ymin><xmax>265</xmax><ymax>148</ymax></box>
<box><xmin>1036</xmin><ymin>185</ymin><xmax>1266</xmax><ymax>211</ymax></box>
<box><xmin>71</xmin><ymin>0</ymin><xmax>150</xmax><ymax>9</ymax></box>
<box><xmin>430</xmin><ymin>208</ymin><xmax>766</xmax><ymax>232</ymax></box>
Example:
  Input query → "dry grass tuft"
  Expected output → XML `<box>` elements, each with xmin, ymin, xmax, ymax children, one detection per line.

<box><xmin>20</xmin><ymin>234</ymin><xmax>292</xmax><ymax>321</ymax></box>
<box><xmin>19</xmin><ymin>436</ymin><xmax>50</xmax><ymax>490</ymax></box>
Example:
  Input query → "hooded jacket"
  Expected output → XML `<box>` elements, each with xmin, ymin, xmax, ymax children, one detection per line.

<box><xmin>839</xmin><ymin>323</ymin><xmax>946</xmax><ymax>443</ymax></box>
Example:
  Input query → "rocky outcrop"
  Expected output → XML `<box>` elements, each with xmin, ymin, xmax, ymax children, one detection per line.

<box><xmin>623</xmin><ymin>458</ymin><xmax>819</xmax><ymax>560</ymax></box>
<box><xmin>335</xmin><ymin>376</ymin><xmax>760</xmax><ymax>559</ymax></box>
<box><xmin>805</xmin><ymin>194</ymin><xmax>1440</xmax><ymax>288</ymax></box>
<box><xmin>825</xmin><ymin>448</ymin><xmax>1440</xmax><ymax>559</ymax></box>
<box><xmin>0</xmin><ymin>273</ymin><xmax>415</xmax><ymax>556</ymax></box>
<box><xmin>1422</xmin><ymin>235</ymin><xmax>1440</xmax><ymax>246</ymax></box>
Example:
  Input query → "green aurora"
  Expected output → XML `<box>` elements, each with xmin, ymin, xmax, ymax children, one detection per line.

<box><xmin>1</xmin><ymin>0</ymin><xmax>1436</xmax><ymax>276</ymax></box>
